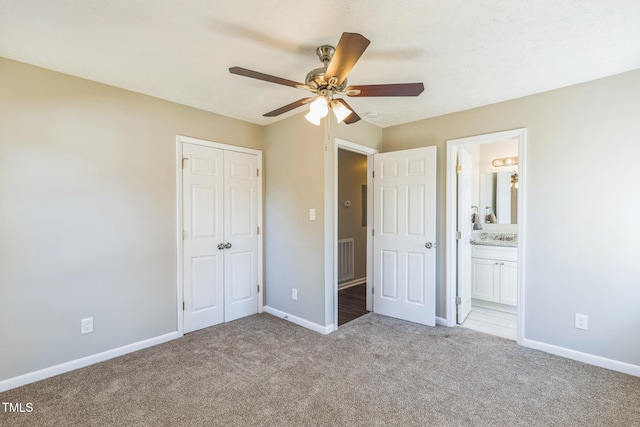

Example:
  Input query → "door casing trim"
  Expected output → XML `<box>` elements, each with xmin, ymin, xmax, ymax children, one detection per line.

<box><xmin>332</xmin><ymin>138</ymin><xmax>378</xmax><ymax>330</ymax></box>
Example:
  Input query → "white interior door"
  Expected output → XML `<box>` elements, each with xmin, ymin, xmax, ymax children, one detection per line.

<box><xmin>223</xmin><ymin>150</ymin><xmax>259</xmax><ymax>322</ymax></box>
<box><xmin>183</xmin><ymin>143</ymin><xmax>224</xmax><ymax>333</ymax></box>
<box><xmin>373</xmin><ymin>146</ymin><xmax>437</xmax><ymax>326</ymax></box>
<box><xmin>456</xmin><ymin>148</ymin><xmax>473</xmax><ymax>323</ymax></box>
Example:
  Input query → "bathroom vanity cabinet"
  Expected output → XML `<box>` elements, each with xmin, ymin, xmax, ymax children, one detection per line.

<box><xmin>471</xmin><ymin>245</ymin><xmax>517</xmax><ymax>307</ymax></box>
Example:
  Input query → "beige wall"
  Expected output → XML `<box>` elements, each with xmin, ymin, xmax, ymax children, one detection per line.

<box><xmin>383</xmin><ymin>69</ymin><xmax>640</xmax><ymax>366</ymax></box>
<box><xmin>338</xmin><ymin>149</ymin><xmax>367</xmax><ymax>282</ymax></box>
<box><xmin>0</xmin><ymin>58</ymin><xmax>263</xmax><ymax>381</ymax></box>
<box><xmin>264</xmin><ymin>113</ymin><xmax>326</xmax><ymax>324</ymax></box>
<box><xmin>264</xmin><ymin>111</ymin><xmax>381</xmax><ymax>328</ymax></box>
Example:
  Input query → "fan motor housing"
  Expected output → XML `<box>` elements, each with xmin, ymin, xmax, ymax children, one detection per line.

<box><xmin>304</xmin><ymin>45</ymin><xmax>347</xmax><ymax>92</ymax></box>
<box><xmin>305</xmin><ymin>69</ymin><xmax>347</xmax><ymax>92</ymax></box>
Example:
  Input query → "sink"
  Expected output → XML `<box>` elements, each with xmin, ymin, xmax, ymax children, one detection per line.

<box><xmin>470</xmin><ymin>232</ymin><xmax>517</xmax><ymax>247</ymax></box>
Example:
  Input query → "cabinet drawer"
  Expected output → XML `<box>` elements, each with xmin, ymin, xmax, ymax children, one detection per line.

<box><xmin>471</xmin><ymin>245</ymin><xmax>517</xmax><ymax>262</ymax></box>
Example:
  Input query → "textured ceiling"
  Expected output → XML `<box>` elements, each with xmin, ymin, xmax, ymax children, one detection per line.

<box><xmin>1</xmin><ymin>0</ymin><xmax>639</xmax><ymax>128</ymax></box>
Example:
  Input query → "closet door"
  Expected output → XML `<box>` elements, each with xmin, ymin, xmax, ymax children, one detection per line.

<box><xmin>223</xmin><ymin>150</ymin><xmax>259</xmax><ymax>321</ymax></box>
<box><xmin>183</xmin><ymin>143</ymin><xmax>225</xmax><ymax>333</ymax></box>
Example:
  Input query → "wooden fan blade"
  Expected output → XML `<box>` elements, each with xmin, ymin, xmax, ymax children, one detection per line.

<box><xmin>324</xmin><ymin>33</ymin><xmax>370</xmax><ymax>86</ymax></box>
<box><xmin>229</xmin><ymin>66</ymin><xmax>304</xmax><ymax>88</ymax></box>
<box><xmin>334</xmin><ymin>99</ymin><xmax>361</xmax><ymax>124</ymax></box>
<box><xmin>263</xmin><ymin>98</ymin><xmax>313</xmax><ymax>117</ymax></box>
<box><xmin>345</xmin><ymin>83</ymin><xmax>424</xmax><ymax>97</ymax></box>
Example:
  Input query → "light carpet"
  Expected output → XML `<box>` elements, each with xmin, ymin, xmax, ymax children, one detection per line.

<box><xmin>1</xmin><ymin>313</ymin><xmax>639</xmax><ymax>426</ymax></box>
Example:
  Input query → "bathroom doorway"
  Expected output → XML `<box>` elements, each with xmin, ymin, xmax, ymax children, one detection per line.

<box><xmin>445</xmin><ymin>129</ymin><xmax>527</xmax><ymax>343</ymax></box>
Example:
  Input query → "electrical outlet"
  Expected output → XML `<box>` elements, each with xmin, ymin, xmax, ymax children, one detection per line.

<box><xmin>81</xmin><ymin>317</ymin><xmax>93</xmax><ymax>334</ymax></box>
<box><xmin>575</xmin><ymin>313</ymin><xmax>588</xmax><ymax>330</ymax></box>
<box><xmin>292</xmin><ymin>288</ymin><xmax>298</xmax><ymax>300</ymax></box>
<box><xmin>309</xmin><ymin>209</ymin><xmax>316</xmax><ymax>221</ymax></box>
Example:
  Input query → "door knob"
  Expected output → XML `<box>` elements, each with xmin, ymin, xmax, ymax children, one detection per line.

<box><xmin>425</xmin><ymin>242</ymin><xmax>433</xmax><ymax>249</ymax></box>
<box><xmin>218</xmin><ymin>243</ymin><xmax>225</xmax><ymax>250</ymax></box>
<box><xmin>224</xmin><ymin>242</ymin><xmax>232</xmax><ymax>249</ymax></box>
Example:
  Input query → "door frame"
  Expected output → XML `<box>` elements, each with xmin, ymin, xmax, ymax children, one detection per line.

<box><xmin>332</xmin><ymin>138</ymin><xmax>378</xmax><ymax>330</ymax></box>
<box><xmin>175</xmin><ymin>135</ymin><xmax>263</xmax><ymax>337</ymax></box>
<box><xmin>445</xmin><ymin>128</ymin><xmax>527</xmax><ymax>344</ymax></box>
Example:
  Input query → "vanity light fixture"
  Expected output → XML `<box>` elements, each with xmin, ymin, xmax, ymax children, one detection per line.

<box><xmin>491</xmin><ymin>156</ymin><xmax>519</xmax><ymax>167</ymax></box>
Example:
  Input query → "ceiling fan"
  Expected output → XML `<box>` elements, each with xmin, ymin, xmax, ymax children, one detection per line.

<box><xmin>229</xmin><ymin>32</ymin><xmax>424</xmax><ymax>125</ymax></box>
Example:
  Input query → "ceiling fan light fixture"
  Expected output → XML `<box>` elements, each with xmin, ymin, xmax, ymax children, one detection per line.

<box><xmin>330</xmin><ymin>100</ymin><xmax>352</xmax><ymax>123</ymax></box>
<box><xmin>230</xmin><ymin>33</ymin><xmax>423</xmax><ymax>126</ymax></box>
<box><xmin>305</xmin><ymin>110</ymin><xmax>322</xmax><ymax>125</ymax></box>
<box><xmin>305</xmin><ymin>97</ymin><xmax>330</xmax><ymax>125</ymax></box>
<box><xmin>309</xmin><ymin>97</ymin><xmax>329</xmax><ymax>117</ymax></box>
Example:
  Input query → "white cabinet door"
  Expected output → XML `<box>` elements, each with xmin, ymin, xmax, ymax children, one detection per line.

<box><xmin>499</xmin><ymin>260</ymin><xmax>518</xmax><ymax>306</ymax></box>
<box><xmin>373</xmin><ymin>146</ymin><xmax>437</xmax><ymax>326</ymax></box>
<box><xmin>183</xmin><ymin>143</ymin><xmax>259</xmax><ymax>333</ymax></box>
<box><xmin>471</xmin><ymin>258</ymin><xmax>500</xmax><ymax>303</ymax></box>
<box><xmin>183</xmin><ymin>143</ymin><xmax>225</xmax><ymax>333</ymax></box>
<box><xmin>223</xmin><ymin>150</ymin><xmax>259</xmax><ymax>322</ymax></box>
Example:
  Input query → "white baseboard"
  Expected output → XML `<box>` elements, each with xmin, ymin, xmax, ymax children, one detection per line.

<box><xmin>338</xmin><ymin>277</ymin><xmax>366</xmax><ymax>290</ymax></box>
<box><xmin>521</xmin><ymin>337</ymin><xmax>640</xmax><ymax>377</ymax></box>
<box><xmin>264</xmin><ymin>306</ymin><xmax>334</xmax><ymax>334</ymax></box>
<box><xmin>0</xmin><ymin>332</ymin><xmax>179</xmax><ymax>392</ymax></box>
<box><xmin>436</xmin><ymin>316</ymin><xmax>447</xmax><ymax>326</ymax></box>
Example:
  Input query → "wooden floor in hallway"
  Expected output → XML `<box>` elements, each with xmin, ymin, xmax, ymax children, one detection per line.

<box><xmin>338</xmin><ymin>283</ymin><xmax>368</xmax><ymax>326</ymax></box>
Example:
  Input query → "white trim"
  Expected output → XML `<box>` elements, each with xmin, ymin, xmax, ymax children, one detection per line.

<box><xmin>324</xmin><ymin>128</ymin><xmax>337</xmax><ymax>332</ymax></box>
<box><xmin>0</xmin><ymin>332</ymin><xmax>179</xmax><ymax>392</ymax></box>
<box><xmin>436</xmin><ymin>316</ymin><xmax>447</xmax><ymax>326</ymax></box>
<box><xmin>337</xmin><ymin>139</ymin><xmax>378</xmax><ymax>156</ymax></box>
<box><xmin>175</xmin><ymin>135</ymin><xmax>264</xmax><ymax>337</ymax></box>
<box><xmin>176</xmin><ymin>140</ymin><xmax>184</xmax><ymax>336</ymax></box>
<box><xmin>334</xmin><ymin>138</ymin><xmax>378</xmax><ymax>327</ymax></box>
<box><xmin>176</xmin><ymin>134</ymin><xmax>263</xmax><ymax>156</ymax></box>
<box><xmin>338</xmin><ymin>277</ymin><xmax>366</xmax><ymax>290</ymax></box>
<box><xmin>264</xmin><ymin>306</ymin><xmax>334</xmax><ymax>335</ymax></box>
<box><xmin>445</xmin><ymin>129</ymin><xmax>527</xmax><ymax>341</ymax></box>
<box><xmin>521</xmin><ymin>338</ymin><xmax>640</xmax><ymax>377</ymax></box>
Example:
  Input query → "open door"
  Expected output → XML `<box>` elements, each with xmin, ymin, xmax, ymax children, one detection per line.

<box><xmin>456</xmin><ymin>148</ymin><xmax>473</xmax><ymax>323</ymax></box>
<box><xmin>373</xmin><ymin>146</ymin><xmax>437</xmax><ymax>326</ymax></box>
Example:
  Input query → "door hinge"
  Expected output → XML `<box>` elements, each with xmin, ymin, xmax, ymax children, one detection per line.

<box><xmin>456</xmin><ymin>296</ymin><xmax>462</xmax><ymax>305</ymax></box>
<box><xmin>182</xmin><ymin>301</ymin><xmax>185</xmax><ymax>311</ymax></box>
<box><xmin>372</xmin><ymin>171</ymin><xmax>375</xmax><ymax>178</ymax></box>
<box><xmin>372</xmin><ymin>287</ymin><xmax>374</xmax><ymax>295</ymax></box>
<box><xmin>456</xmin><ymin>231</ymin><xmax>462</xmax><ymax>240</ymax></box>
<box><xmin>182</xmin><ymin>158</ymin><xmax>189</xmax><ymax>169</ymax></box>
<box><xmin>257</xmin><ymin>169</ymin><xmax>260</xmax><ymax>177</ymax></box>
<box><xmin>257</xmin><ymin>226</ymin><xmax>260</xmax><ymax>235</ymax></box>
<box><xmin>372</xmin><ymin>229</ymin><xmax>374</xmax><ymax>236</ymax></box>
<box><xmin>257</xmin><ymin>284</ymin><xmax>260</xmax><ymax>293</ymax></box>
<box><xmin>456</xmin><ymin>164</ymin><xmax>462</xmax><ymax>174</ymax></box>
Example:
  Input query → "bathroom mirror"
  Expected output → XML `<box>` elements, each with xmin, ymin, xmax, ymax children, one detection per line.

<box><xmin>480</xmin><ymin>172</ymin><xmax>518</xmax><ymax>224</ymax></box>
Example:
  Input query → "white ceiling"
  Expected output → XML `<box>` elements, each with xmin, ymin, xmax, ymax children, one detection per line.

<box><xmin>1</xmin><ymin>1</ymin><xmax>639</xmax><ymax>128</ymax></box>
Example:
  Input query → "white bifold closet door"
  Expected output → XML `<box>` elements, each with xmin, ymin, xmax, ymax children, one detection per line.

<box><xmin>182</xmin><ymin>142</ymin><xmax>258</xmax><ymax>333</ymax></box>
